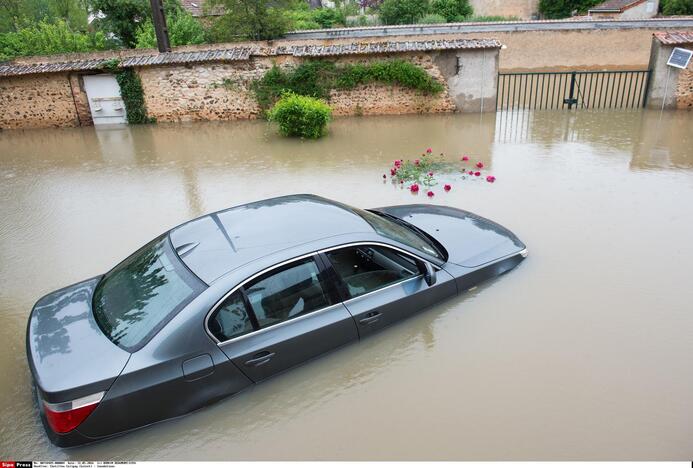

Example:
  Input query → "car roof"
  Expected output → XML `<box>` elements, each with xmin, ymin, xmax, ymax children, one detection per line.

<box><xmin>169</xmin><ymin>194</ymin><xmax>382</xmax><ymax>284</ymax></box>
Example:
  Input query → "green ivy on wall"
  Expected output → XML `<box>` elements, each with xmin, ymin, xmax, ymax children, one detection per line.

<box><xmin>99</xmin><ymin>59</ymin><xmax>154</xmax><ymax>124</ymax></box>
<box><xmin>251</xmin><ymin>59</ymin><xmax>445</xmax><ymax>112</ymax></box>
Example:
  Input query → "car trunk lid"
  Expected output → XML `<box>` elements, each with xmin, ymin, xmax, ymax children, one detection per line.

<box><xmin>26</xmin><ymin>277</ymin><xmax>131</xmax><ymax>404</ymax></box>
<box><xmin>376</xmin><ymin>205</ymin><xmax>526</xmax><ymax>267</ymax></box>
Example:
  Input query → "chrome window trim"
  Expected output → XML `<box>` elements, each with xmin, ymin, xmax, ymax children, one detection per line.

<box><xmin>205</xmin><ymin>241</ymin><xmax>439</xmax><ymax>346</ymax></box>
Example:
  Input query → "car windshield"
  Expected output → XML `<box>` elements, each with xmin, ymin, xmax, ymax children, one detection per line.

<box><xmin>354</xmin><ymin>209</ymin><xmax>446</xmax><ymax>261</ymax></box>
<box><xmin>93</xmin><ymin>235</ymin><xmax>202</xmax><ymax>352</ymax></box>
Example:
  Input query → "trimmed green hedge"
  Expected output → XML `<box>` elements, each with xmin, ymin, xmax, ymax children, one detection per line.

<box><xmin>267</xmin><ymin>92</ymin><xmax>332</xmax><ymax>139</ymax></box>
<box><xmin>252</xmin><ymin>59</ymin><xmax>444</xmax><ymax>111</ymax></box>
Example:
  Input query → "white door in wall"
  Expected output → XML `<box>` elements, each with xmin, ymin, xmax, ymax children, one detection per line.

<box><xmin>83</xmin><ymin>74</ymin><xmax>127</xmax><ymax>125</ymax></box>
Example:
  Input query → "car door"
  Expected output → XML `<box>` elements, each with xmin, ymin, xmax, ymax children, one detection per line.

<box><xmin>210</xmin><ymin>255</ymin><xmax>359</xmax><ymax>383</ymax></box>
<box><xmin>320</xmin><ymin>244</ymin><xmax>457</xmax><ymax>338</ymax></box>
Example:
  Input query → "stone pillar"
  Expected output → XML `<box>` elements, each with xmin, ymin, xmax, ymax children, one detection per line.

<box><xmin>69</xmin><ymin>74</ymin><xmax>94</xmax><ymax>126</ymax></box>
<box><xmin>434</xmin><ymin>48</ymin><xmax>500</xmax><ymax>113</ymax></box>
<box><xmin>646</xmin><ymin>35</ymin><xmax>693</xmax><ymax>110</ymax></box>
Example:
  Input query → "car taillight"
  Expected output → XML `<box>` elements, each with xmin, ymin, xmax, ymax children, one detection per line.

<box><xmin>43</xmin><ymin>391</ymin><xmax>104</xmax><ymax>434</ymax></box>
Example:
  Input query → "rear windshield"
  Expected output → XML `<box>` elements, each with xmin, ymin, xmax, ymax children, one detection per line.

<box><xmin>93</xmin><ymin>235</ymin><xmax>202</xmax><ymax>352</ymax></box>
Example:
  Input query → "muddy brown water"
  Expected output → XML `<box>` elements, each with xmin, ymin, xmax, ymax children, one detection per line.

<box><xmin>1</xmin><ymin>110</ymin><xmax>692</xmax><ymax>460</ymax></box>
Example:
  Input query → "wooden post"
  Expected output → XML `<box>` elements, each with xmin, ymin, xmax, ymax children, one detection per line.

<box><xmin>149</xmin><ymin>0</ymin><xmax>171</xmax><ymax>53</ymax></box>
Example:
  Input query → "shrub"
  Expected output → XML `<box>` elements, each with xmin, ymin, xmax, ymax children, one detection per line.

<box><xmin>538</xmin><ymin>0</ymin><xmax>601</xmax><ymax>18</ymax></box>
<box><xmin>417</xmin><ymin>13</ymin><xmax>447</xmax><ymax>23</ymax></box>
<box><xmin>0</xmin><ymin>20</ymin><xmax>107</xmax><ymax>61</ymax></box>
<box><xmin>208</xmin><ymin>0</ymin><xmax>291</xmax><ymax>41</ymax></box>
<box><xmin>252</xmin><ymin>59</ymin><xmax>443</xmax><ymax>111</ymax></box>
<box><xmin>336</xmin><ymin>60</ymin><xmax>444</xmax><ymax>94</ymax></box>
<box><xmin>661</xmin><ymin>0</ymin><xmax>693</xmax><ymax>14</ymax></box>
<box><xmin>284</xmin><ymin>3</ymin><xmax>347</xmax><ymax>30</ymax></box>
<box><xmin>267</xmin><ymin>92</ymin><xmax>332</xmax><ymax>139</ymax></box>
<box><xmin>428</xmin><ymin>0</ymin><xmax>472</xmax><ymax>22</ymax></box>
<box><xmin>379</xmin><ymin>0</ymin><xmax>429</xmax><ymax>24</ymax></box>
<box><xmin>135</xmin><ymin>11</ymin><xmax>206</xmax><ymax>48</ymax></box>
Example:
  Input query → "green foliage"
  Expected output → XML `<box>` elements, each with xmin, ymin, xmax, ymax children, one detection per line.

<box><xmin>0</xmin><ymin>20</ymin><xmax>106</xmax><ymax>61</ymax></box>
<box><xmin>416</xmin><ymin>13</ymin><xmax>447</xmax><ymax>23</ymax></box>
<box><xmin>135</xmin><ymin>11</ymin><xmax>206</xmax><ymax>48</ymax></box>
<box><xmin>660</xmin><ymin>0</ymin><xmax>693</xmax><ymax>14</ymax></box>
<box><xmin>114</xmin><ymin>68</ymin><xmax>153</xmax><ymax>124</ymax></box>
<box><xmin>344</xmin><ymin>14</ymin><xmax>381</xmax><ymax>26</ymax></box>
<box><xmin>1</xmin><ymin>0</ymin><xmax>88</xmax><ymax>33</ymax></box>
<box><xmin>252</xmin><ymin>59</ymin><xmax>443</xmax><ymax>111</ymax></box>
<box><xmin>207</xmin><ymin>0</ymin><xmax>291</xmax><ymax>41</ymax></box>
<box><xmin>379</xmin><ymin>0</ymin><xmax>429</xmax><ymax>24</ymax></box>
<box><xmin>428</xmin><ymin>0</ymin><xmax>472</xmax><ymax>22</ymax></box>
<box><xmin>88</xmin><ymin>0</ymin><xmax>182</xmax><ymax>47</ymax></box>
<box><xmin>267</xmin><ymin>92</ymin><xmax>332</xmax><ymax>139</ymax></box>
<box><xmin>538</xmin><ymin>0</ymin><xmax>600</xmax><ymax>18</ymax></box>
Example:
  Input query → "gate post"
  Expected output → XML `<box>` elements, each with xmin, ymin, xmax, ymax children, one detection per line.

<box><xmin>566</xmin><ymin>72</ymin><xmax>578</xmax><ymax>109</ymax></box>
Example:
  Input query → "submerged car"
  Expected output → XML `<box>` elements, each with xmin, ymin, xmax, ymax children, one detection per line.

<box><xmin>26</xmin><ymin>194</ymin><xmax>527</xmax><ymax>447</ymax></box>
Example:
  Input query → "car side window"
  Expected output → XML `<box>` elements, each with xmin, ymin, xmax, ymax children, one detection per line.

<box><xmin>325</xmin><ymin>245</ymin><xmax>419</xmax><ymax>299</ymax></box>
<box><xmin>244</xmin><ymin>257</ymin><xmax>331</xmax><ymax>329</ymax></box>
<box><xmin>208</xmin><ymin>290</ymin><xmax>254</xmax><ymax>342</ymax></box>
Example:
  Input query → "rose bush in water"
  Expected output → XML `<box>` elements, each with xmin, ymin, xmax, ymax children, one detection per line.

<box><xmin>384</xmin><ymin>148</ymin><xmax>497</xmax><ymax>197</ymax></box>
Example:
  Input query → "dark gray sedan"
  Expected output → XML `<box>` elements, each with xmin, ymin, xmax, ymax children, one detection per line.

<box><xmin>26</xmin><ymin>194</ymin><xmax>527</xmax><ymax>447</ymax></box>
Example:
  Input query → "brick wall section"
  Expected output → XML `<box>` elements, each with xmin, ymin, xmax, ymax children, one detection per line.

<box><xmin>675</xmin><ymin>58</ymin><xmax>693</xmax><ymax>110</ymax></box>
<box><xmin>0</xmin><ymin>73</ymin><xmax>78</xmax><ymax>129</ymax></box>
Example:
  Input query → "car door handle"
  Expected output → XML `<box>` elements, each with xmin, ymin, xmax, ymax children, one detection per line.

<box><xmin>244</xmin><ymin>352</ymin><xmax>275</xmax><ymax>367</ymax></box>
<box><xmin>359</xmin><ymin>311</ymin><xmax>382</xmax><ymax>325</ymax></box>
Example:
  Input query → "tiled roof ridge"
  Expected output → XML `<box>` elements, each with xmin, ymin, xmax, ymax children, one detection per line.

<box><xmin>0</xmin><ymin>39</ymin><xmax>501</xmax><ymax>77</ymax></box>
<box><xmin>653</xmin><ymin>30</ymin><xmax>693</xmax><ymax>45</ymax></box>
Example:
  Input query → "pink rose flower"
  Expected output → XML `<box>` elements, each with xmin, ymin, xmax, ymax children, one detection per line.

<box><xmin>486</xmin><ymin>175</ymin><xmax>496</xmax><ymax>183</ymax></box>
<box><xmin>428</xmin><ymin>172</ymin><xmax>434</xmax><ymax>176</ymax></box>
<box><xmin>444</xmin><ymin>184</ymin><xmax>452</xmax><ymax>192</ymax></box>
<box><xmin>462</xmin><ymin>156</ymin><xmax>469</xmax><ymax>161</ymax></box>
<box><xmin>427</xmin><ymin>190</ymin><xmax>435</xmax><ymax>197</ymax></box>
<box><xmin>410</xmin><ymin>183</ymin><xmax>420</xmax><ymax>193</ymax></box>
<box><xmin>426</xmin><ymin>148</ymin><xmax>432</xmax><ymax>153</ymax></box>
<box><xmin>390</xmin><ymin>168</ymin><xmax>397</xmax><ymax>176</ymax></box>
<box><xmin>476</xmin><ymin>162</ymin><xmax>484</xmax><ymax>169</ymax></box>
<box><xmin>414</xmin><ymin>159</ymin><xmax>420</xmax><ymax>166</ymax></box>
<box><xmin>394</xmin><ymin>160</ymin><xmax>402</xmax><ymax>167</ymax></box>
<box><xmin>475</xmin><ymin>171</ymin><xmax>481</xmax><ymax>176</ymax></box>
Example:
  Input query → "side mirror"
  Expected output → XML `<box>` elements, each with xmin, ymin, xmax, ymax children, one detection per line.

<box><xmin>421</xmin><ymin>261</ymin><xmax>437</xmax><ymax>286</ymax></box>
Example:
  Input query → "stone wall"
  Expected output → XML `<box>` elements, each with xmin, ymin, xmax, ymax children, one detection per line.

<box><xmin>131</xmin><ymin>53</ymin><xmax>464</xmax><ymax>123</ymax></box>
<box><xmin>469</xmin><ymin>0</ymin><xmax>539</xmax><ymax>19</ymax></box>
<box><xmin>137</xmin><ymin>59</ymin><xmax>268</xmax><ymax>122</ymax></box>
<box><xmin>675</xmin><ymin>55</ymin><xmax>693</xmax><ymax>110</ymax></box>
<box><xmin>0</xmin><ymin>73</ymin><xmax>79</xmax><ymax>129</ymax></box>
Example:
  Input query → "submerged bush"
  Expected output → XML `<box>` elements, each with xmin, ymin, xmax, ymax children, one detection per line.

<box><xmin>267</xmin><ymin>92</ymin><xmax>332</xmax><ymax>139</ymax></box>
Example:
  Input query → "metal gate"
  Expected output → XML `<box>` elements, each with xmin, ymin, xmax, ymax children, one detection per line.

<box><xmin>496</xmin><ymin>70</ymin><xmax>651</xmax><ymax>111</ymax></box>
<box><xmin>83</xmin><ymin>74</ymin><xmax>127</xmax><ymax>125</ymax></box>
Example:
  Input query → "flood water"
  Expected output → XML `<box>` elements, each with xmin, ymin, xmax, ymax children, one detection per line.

<box><xmin>1</xmin><ymin>110</ymin><xmax>692</xmax><ymax>460</ymax></box>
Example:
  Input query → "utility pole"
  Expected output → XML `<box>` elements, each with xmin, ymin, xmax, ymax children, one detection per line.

<box><xmin>149</xmin><ymin>0</ymin><xmax>171</xmax><ymax>53</ymax></box>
